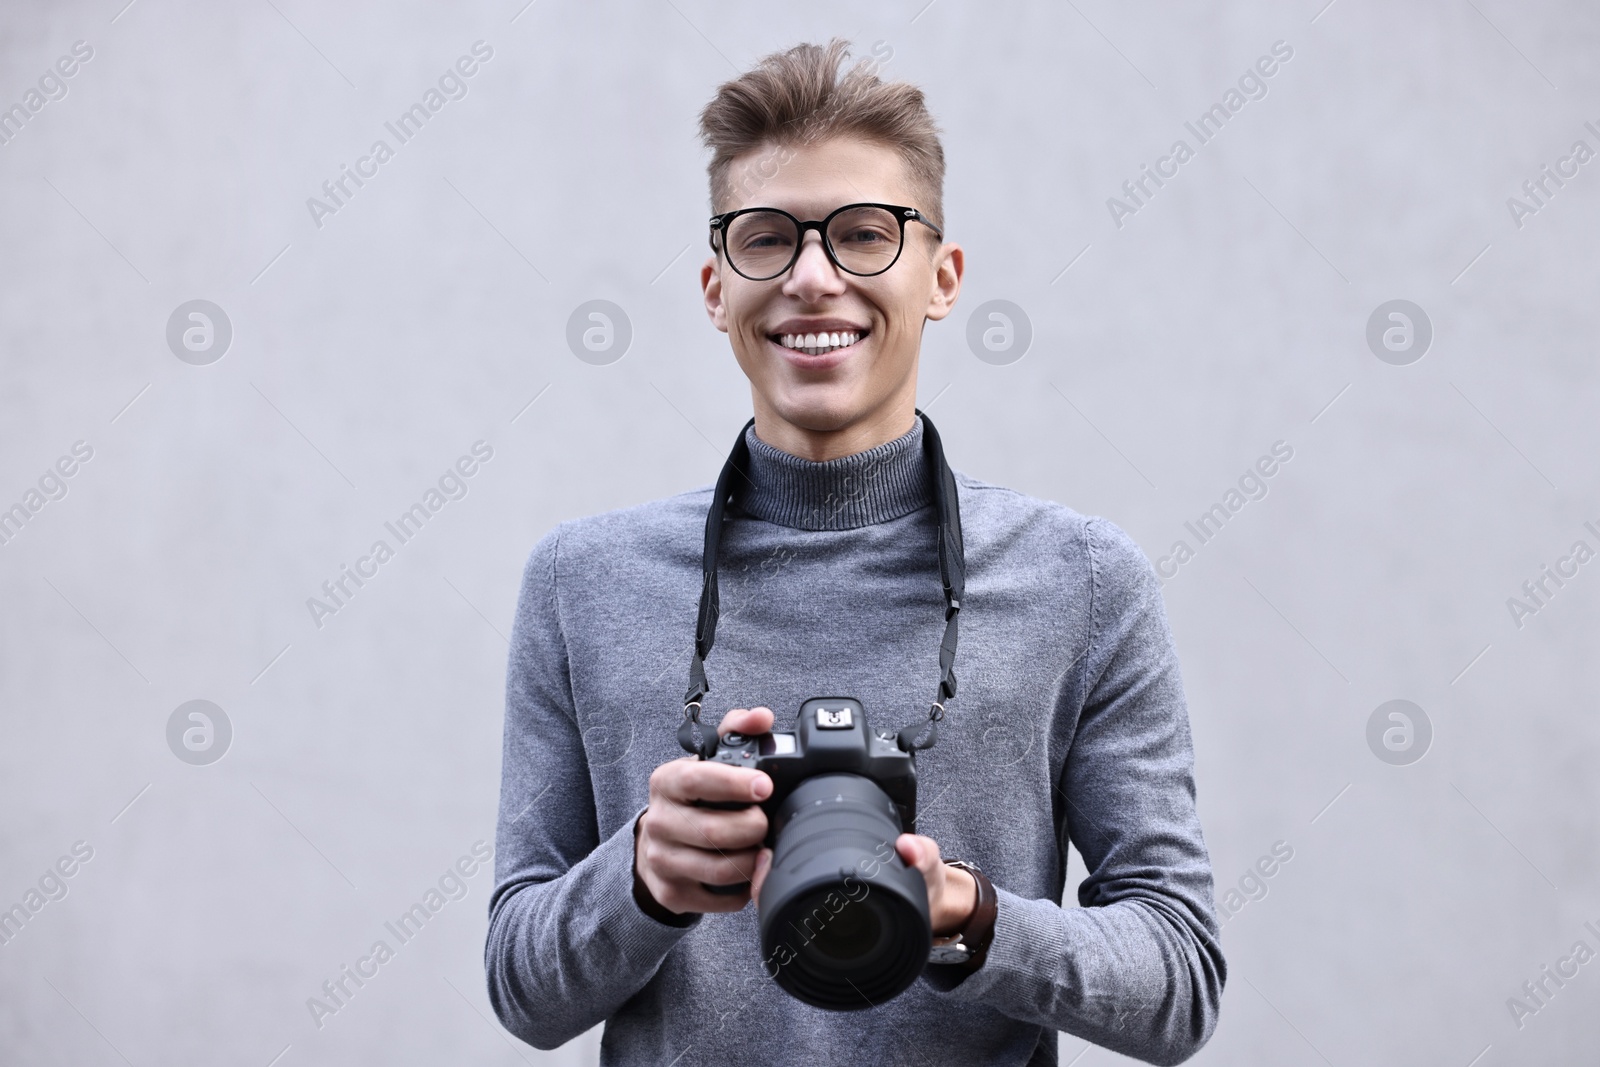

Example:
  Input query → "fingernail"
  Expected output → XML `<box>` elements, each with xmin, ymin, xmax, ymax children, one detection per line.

<box><xmin>752</xmin><ymin>777</ymin><xmax>771</xmax><ymax>799</ymax></box>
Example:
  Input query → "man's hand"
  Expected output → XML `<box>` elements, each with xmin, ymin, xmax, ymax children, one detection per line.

<box><xmin>894</xmin><ymin>834</ymin><xmax>977</xmax><ymax>937</ymax></box>
<box><xmin>634</xmin><ymin>705</ymin><xmax>775</xmax><ymax>916</ymax></box>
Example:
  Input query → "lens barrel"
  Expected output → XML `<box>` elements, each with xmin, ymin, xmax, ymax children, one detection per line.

<box><xmin>757</xmin><ymin>773</ymin><xmax>931</xmax><ymax>1010</ymax></box>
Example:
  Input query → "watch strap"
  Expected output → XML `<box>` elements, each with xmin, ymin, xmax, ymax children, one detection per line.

<box><xmin>929</xmin><ymin>859</ymin><xmax>997</xmax><ymax>969</ymax></box>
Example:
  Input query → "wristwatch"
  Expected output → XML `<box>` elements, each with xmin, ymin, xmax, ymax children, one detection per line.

<box><xmin>927</xmin><ymin>859</ymin><xmax>997</xmax><ymax>968</ymax></box>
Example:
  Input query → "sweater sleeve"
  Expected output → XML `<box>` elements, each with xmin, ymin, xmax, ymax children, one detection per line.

<box><xmin>923</xmin><ymin>518</ymin><xmax>1226</xmax><ymax>1066</ymax></box>
<box><xmin>484</xmin><ymin>527</ymin><xmax>700</xmax><ymax>1051</ymax></box>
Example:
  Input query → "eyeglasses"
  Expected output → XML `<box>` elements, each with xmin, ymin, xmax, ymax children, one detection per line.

<box><xmin>708</xmin><ymin>202</ymin><xmax>943</xmax><ymax>282</ymax></box>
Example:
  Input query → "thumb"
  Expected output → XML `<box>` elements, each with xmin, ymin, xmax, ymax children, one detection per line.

<box><xmin>720</xmin><ymin>705</ymin><xmax>775</xmax><ymax>738</ymax></box>
<box><xmin>896</xmin><ymin>833</ymin><xmax>932</xmax><ymax>872</ymax></box>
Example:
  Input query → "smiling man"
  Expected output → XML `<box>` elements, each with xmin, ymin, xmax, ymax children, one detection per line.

<box><xmin>486</xmin><ymin>39</ymin><xmax>1225</xmax><ymax>1066</ymax></box>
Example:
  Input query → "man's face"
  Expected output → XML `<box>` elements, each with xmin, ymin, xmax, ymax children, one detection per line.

<box><xmin>701</xmin><ymin>137</ymin><xmax>962</xmax><ymax>453</ymax></box>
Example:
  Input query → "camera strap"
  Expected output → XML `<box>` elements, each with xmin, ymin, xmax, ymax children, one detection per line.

<box><xmin>679</xmin><ymin>410</ymin><xmax>965</xmax><ymax>757</ymax></box>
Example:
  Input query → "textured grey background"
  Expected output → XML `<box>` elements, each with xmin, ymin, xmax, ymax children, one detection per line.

<box><xmin>1</xmin><ymin>0</ymin><xmax>1596</xmax><ymax>1064</ymax></box>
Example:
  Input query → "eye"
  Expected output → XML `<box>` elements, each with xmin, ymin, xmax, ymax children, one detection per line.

<box><xmin>836</xmin><ymin>226</ymin><xmax>893</xmax><ymax>246</ymax></box>
<box><xmin>742</xmin><ymin>231</ymin><xmax>793</xmax><ymax>250</ymax></box>
<box><xmin>726</xmin><ymin>211</ymin><xmax>798</xmax><ymax>256</ymax></box>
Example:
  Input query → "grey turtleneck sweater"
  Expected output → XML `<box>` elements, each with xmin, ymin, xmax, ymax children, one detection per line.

<box><xmin>485</xmin><ymin>419</ymin><xmax>1225</xmax><ymax>1066</ymax></box>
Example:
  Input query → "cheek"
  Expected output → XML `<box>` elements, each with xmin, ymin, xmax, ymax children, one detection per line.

<box><xmin>738</xmin><ymin>324</ymin><xmax>778</xmax><ymax>366</ymax></box>
<box><xmin>728</xmin><ymin>337</ymin><xmax>786</xmax><ymax>397</ymax></box>
<box><xmin>877</xmin><ymin>274</ymin><xmax>931</xmax><ymax>335</ymax></box>
<box><xmin>723</xmin><ymin>281</ymin><xmax>770</xmax><ymax>339</ymax></box>
<box><xmin>870</xmin><ymin>300</ymin><xmax>923</xmax><ymax>363</ymax></box>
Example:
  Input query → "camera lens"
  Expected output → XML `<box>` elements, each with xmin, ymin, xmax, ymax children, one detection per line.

<box><xmin>757</xmin><ymin>773</ymin><xmax>930</xmax><ymax>1011</ymax></box>
<box><xmin>807</xmin><ymin>892</ymin><xmax>881</xmax><ymax>961</ymax></box>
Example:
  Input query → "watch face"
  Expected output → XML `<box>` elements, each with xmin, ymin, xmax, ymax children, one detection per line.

<box><xmin>927</xmin><ymin>943</ymin><xmax>972</xmax><ymax>965</ymax></box>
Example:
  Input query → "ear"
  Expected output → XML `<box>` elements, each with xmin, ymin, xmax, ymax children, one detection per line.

<box><xmin>923</xmin><ymin>242</ymin><xmax>964</xmax><ymax>323</ymax></box>
<box><xmin>701</xmin><ymin>256</ymin><xmax>729</xmax><ymax>333</ymax></box>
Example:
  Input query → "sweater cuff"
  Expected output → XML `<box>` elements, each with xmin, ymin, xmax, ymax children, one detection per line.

<box><xmin>921</xmin><ymin>886</ymin><xmax>1057</xmax><ymax>999</ymax></box>
<box><xmin>590</xmin><ymin>805</ymin><xmax>702</xmax><ymax>959</ymax></box>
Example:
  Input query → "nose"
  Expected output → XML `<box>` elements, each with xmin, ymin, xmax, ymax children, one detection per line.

<box><xmin>781</xmin><ymin>231</ymin><xmax>846</xmax><ymax>302</ymax></box>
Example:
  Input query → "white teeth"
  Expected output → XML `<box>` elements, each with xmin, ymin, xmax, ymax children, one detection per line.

<box><xmin>774</xmin><ymin>330</ymin><xmax>864</xmax><ymax>353</ymax></box>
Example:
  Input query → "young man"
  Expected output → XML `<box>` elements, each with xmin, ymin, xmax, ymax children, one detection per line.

<box><xmin>486</xmin><ymin>40</ymin><xmax>1224</xmax><ymax>1066</ymax></box>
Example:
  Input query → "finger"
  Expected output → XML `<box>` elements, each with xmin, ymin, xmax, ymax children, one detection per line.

<box><xmin>749</xmin><ymin>847</ymin><xmax>773</xmax><ymax>906</ymax></box>
<box><xmin>895</xmin><ymin>833</ymin><xmax>920</xmax><ymax>868</ymax></box>
<box><xmin>639</xmin><ymin>868</ymin><xmax>753</xmax><ymax>915</ymax></box>
<box><xmin>652</xmin><ymin>758</ymin><xmax>772</xmax><ymax>806</ymax></box>
<box><xmin>661</xmin><ymin>881</ymin><xmax>754</xmax><ymax>914</ymax></box>
<box><xmin>719</xmin><ymin>705</ymin><xmax>775</xmax><ymax>737</ymax></box>
<box><xmin>650</xmin><ymin>842</ymin><xmax>762</xmax><ymax>888</ymax></box>
<box><xmin>896</xmin><ymin>833</ymin><xmax>939</xmax><ymax>875</ymax></box>
<box><xmin>648</xmin><ymin>801</ymin><xmax>769</xmax><ymax>852</ymax></box>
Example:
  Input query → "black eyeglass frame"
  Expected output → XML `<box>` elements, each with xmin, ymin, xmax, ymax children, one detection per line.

<box><xmin>708</xmin><ymin>202</ymin><xmax>944</xmax><ymax>282</ymax></box>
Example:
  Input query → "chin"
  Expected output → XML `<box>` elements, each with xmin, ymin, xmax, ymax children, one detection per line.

<box><xmin>768</xmin><ymin>392</ymin><xmax>865</xmax><ymax>434</ymax></box>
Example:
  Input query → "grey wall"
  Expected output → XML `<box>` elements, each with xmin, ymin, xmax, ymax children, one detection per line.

<box><xmin>1</xmin><ymin>1</ymin><xmax>1596</xmax><ymax>1064</ymax></box>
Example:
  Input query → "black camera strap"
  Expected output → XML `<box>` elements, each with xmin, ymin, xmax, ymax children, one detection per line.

<box><xmin>679</xmin><ymin>410</ymin><xmax>965</xmax><ymax>757</ymax></box>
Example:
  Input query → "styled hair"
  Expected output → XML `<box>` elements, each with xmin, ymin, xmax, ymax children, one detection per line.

<box><xmin>697</xmin><ymin>38</ymin><xmax>946</xmax><ymax>231</ymax></box>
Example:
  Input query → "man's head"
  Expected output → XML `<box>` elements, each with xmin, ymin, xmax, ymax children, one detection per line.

<box><xmin>699</xmin><ymin>40</ymin><xmax>963</xmax><ymax>460</ymax></box>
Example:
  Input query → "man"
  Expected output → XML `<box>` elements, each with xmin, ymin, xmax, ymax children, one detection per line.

<box><xmin>486</xmin><ymin>39</ymin><xmax>1225</xmax><ymax>1066</ymax></box>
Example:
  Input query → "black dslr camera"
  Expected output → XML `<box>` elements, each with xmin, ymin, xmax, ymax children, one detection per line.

<box><xmin>702</xmin><ymin>697</ymin><xmax>931</xmax><ymax>1010</ymax></box>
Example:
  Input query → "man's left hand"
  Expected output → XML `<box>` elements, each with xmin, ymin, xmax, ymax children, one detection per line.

<box><xmin>893</xmin><ymin>834</ymin><xmax>977</xmax><ymax>936</ymax></box>
<box><xmin>747</xmin><ymin>832</ymin><xmax>977</xmax><ymax>937</ymax></box>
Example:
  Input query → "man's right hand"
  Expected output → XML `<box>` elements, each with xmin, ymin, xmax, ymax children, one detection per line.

<box><xmin>634</xmin><ymin>705</ymin><xmax>775</xmax><ymax>916</ymax></box>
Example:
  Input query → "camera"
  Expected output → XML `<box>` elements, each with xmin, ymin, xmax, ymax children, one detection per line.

<box><xmin>702</xmin><ymin>697</ymin><xmax>931</xmax><ymax>1010</ymax></box>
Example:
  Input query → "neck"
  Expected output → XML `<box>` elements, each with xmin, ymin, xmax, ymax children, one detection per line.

<box><xmin>749</xmin><ymin>389</ymin><xmax>919</xmax><ymax>462</ymax></box>
<box><xmin>735</xmin><ymin>412</ymin><xmax>932</xmax><ymax>531</ymax></box>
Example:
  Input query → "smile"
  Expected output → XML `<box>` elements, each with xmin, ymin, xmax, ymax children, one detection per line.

<box><xmin>770</xmin><ymin>330</ymin><xmax>866</xmax><ymax>356</ymax></box>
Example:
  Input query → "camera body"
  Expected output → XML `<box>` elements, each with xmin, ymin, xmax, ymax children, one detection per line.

<box><xmin>706</xmin><ymin>696</ymin><xmax>918</xmax><ymax>838</ymax></box>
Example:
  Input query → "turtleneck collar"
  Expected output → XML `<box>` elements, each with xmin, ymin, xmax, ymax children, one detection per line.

<box><xmin>733</xmin><ymin>417</ymin><xmax>934</xmax><ymax>531</ymax></box>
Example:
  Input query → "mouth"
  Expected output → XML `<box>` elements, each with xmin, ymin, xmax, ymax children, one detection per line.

<box><xmin>768</xmin><ymin>328</ymin><xmax>868</xmax><ymax>357</ymax></box>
